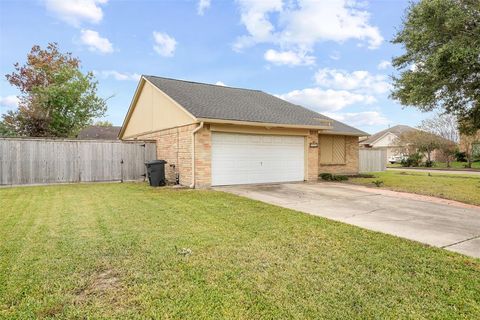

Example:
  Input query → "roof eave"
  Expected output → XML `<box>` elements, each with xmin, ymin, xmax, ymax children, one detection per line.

<box><xmin>197</xmin><ymin>117</ymin><xmax>333</xmax><ymax>130</ymax></box>
<box><xmin>319</xmin><ymin>130</ymin><xmax>368</xmax><ymax>137</ymax></box>
<box><xmin>118</xmin><ymin>77</ymin><xmax>146</xmax><ymax>139</ymax></box>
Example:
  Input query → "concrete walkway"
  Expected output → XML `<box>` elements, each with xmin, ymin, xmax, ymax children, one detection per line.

<box><xmin>387</xmin><ymin>167</ymin><xmax>480</xmax><ymax>176</ymax></box>
<box><xmin>218</xmin><ymin>183</ymin><xmax>480</xmax><ymax>258</ymax></box>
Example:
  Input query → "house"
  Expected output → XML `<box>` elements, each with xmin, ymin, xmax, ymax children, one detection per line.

<box><xmin>119</xmin><ymin>76</ymin><xmax>367</xmax><ymax>187</ymax></box>
<box><xmin>359</xmin><ymin>125</ymin><xmax>418</xmax><ymax>161</ymax></box>
<box><xmin>77</xmin><ymin>125</ymin><xmax>121</xmax><ymax>140</ymax></box>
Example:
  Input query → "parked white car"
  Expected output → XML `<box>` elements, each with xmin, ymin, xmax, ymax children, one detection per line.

<box><xmin>388</xmin><ymin>154</ymin><xmax>407</xmax><ymax>164</ymax></box>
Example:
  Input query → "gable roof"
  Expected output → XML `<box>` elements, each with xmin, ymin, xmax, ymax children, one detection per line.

<box><xmin>360</xmin><ymin>125</ymin><xmax>417</xmax><ymax>146</ymax></box>
<box><xmin>77</xmin><ymin>126</ymin><xmax>121</xmax><ymax>140</ymax></box>
<box><xmin>142</xmin><ymin>75</ymin><xmax>367</xmax><ymax>136</ymax></box>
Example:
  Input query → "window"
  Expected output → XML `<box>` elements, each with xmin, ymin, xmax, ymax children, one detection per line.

<box><xmin>319</xmin><ymin>135</ymin><xmax>346</xmax><ymax>164</ymax></box>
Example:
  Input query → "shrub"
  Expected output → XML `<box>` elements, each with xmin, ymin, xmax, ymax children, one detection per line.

<box><xmin>332</xmin><ymin>175</ymin><xmax>349</xmax><ymax>181</ymax></box>
<box><xmin>400</xmin><ymin>153</ymin><xmax>423</xmax><ymax>167</ymax></box>
<box><xmin>353</xmin><ymin>173</ymin><xmax>375</xmax><ymax>178</ymax></box>
<box><xmin>319</xmin><ymin>173</ymin><xmax>333</xmax><ymax>181</ymax></box>
<box><xmin>372</xmin><ymin>180</ymin><xmax>384</xmax><ymax>187</ymax></box>
<box><xmin>319</xmin><ymin>173</ymin><xmax>348</xmax><ymax>181</ymax></box>
<box><xmin>424</xmin><ymin>160</ymin><xmax>434</xmax><ymax>167</ymax></box>
<box><xmin>455</xmin><ymin>151</ymin><xmax>467</xmax><ymax>162</ymax></box>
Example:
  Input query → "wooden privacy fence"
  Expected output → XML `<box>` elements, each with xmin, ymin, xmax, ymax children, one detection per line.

<box><xmin>359</xmin><ymin>149</ymin><xmax>387</xmax><ymax>173</ymax></box>
<box><xmin>0</xmin><ymin>138</ymin><xmax>156</xmax><ymax>186</ymax></box>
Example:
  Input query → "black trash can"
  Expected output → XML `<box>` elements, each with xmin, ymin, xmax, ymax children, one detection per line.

<box><xmin>145</xmin><ymin>160</ymin><xmax>167</xmax><ymax>187</ymax></box>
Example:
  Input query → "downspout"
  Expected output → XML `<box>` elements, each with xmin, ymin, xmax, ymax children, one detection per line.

<box><xmin>190</xmin><ymin>122</ymin><xmax>204</xmax><ymax>188</ymax></box>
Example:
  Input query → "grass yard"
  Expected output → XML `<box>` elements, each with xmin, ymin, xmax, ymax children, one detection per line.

<box><xmin>349</xmin><ymin>171</ymin><xmax>480</xmax><ymax>206</ymax></box>
<box><xmin>387</xmin><ymin>161</ymin><xmax>480</xmax><ymax>170</ymax></box>
<box><xmin>1</xmin><ymin>183</ymin><xmax>479</xmax><ymax>319</ymax></box>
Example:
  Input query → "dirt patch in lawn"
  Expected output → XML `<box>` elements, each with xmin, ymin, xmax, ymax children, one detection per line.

<box><xmin>75</xmin><ymin>269</ymin><xmax>122</xmax><ymax>303</ymax></box>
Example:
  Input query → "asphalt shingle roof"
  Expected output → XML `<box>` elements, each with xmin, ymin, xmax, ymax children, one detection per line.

<box><xmin>144</xmin><ymin>75</ymin><xmax>367</xmax><ymax>136</ymax></box>
<box><xmin>360</xmin><ymin>125</ymin><xmax>417</xmax><ymax>145</ymax></box>
<box><xmin>77</xmin><ymin>126</ymin><xmax>121</xmax><ymax>140</ymax></box>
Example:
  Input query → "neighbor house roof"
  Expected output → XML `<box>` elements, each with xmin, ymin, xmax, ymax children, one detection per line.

<box><xmin>142</xmin><ymin>75</ymin><xmax>367</xmax><ymax>136</ymax></box>
<box><xmin>360</xmin><ymin>125</ymin><xmax>416</xmax><ymax>146</ymax></box>
<box><xmin>77</xmin><ymin>126</ymin><xmax>121</xmax><ymax>140</ymax></box>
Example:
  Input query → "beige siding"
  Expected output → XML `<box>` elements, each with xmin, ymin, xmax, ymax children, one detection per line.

<box><xmin>122</xmin><ymin>80</ymin><xmax>195</xmax><ymax>139</ymax></box>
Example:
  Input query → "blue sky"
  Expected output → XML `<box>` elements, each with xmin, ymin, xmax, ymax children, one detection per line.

<box><xmin>0</xmin><ymin>0</ymin><xmax>431</xmax><ymax>134</ymax></box>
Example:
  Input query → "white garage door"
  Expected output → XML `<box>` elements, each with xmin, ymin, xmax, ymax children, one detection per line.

<box><xmin>211</xmin><ymin>132</ymin><xmax>305</xmax><ymax>186</ymax></box>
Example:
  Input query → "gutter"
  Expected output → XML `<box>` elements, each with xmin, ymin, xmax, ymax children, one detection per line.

<box><xmin>190</xmin><ymin>122</ymin><xmax>204</xmax><ymax>188</ymax></box>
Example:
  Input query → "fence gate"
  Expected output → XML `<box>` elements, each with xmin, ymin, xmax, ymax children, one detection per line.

<box><xmin>359</xmin><ymin>149</ymin><xmax>387</xmax><ymax>173</ymax></box>
<box><xmin>0</xmin><ymin>138</ymin><xmax>156</xmax><ymax>186</ymax></box>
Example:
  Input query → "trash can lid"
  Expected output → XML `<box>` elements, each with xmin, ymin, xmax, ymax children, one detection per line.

<box><xmin>145</xmin><ymin>160</ymin><xmax>167</xmax><ymax>165</ymax></box>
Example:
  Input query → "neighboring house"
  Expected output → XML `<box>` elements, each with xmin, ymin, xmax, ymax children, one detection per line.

<box><xmin>119</xmin><ymin>76</ymin><xmax>367</xmax><ymax>187</ymax></box>
<box><xmin>77</xmin><ymin>126</ymin><xmax>121</xmax><ymax>140</ymax></box>
<box><xmin>359</xmin><ymin>125</ymin><xmax>418</xmax><ymax>161</ymax></box>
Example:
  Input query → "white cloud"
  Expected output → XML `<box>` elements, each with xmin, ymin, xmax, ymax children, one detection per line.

<box><xmin>44</xmin><ymin>0</ymin><xmax>108</xmax><ymax>27</ymax></box>
<box><xmin>324</xmin><ymin>111</ymin><xmax>389</xmax><ymax>127</ymax></box>
<box><xmin>234</xmin><ymin>0</ymin><xmax>282</xmax><ymax>51</ymax></box>
<box><xmin>377</xmin><ymin>60</ymin><xmax>391</xmax><ymax>70</ymax></box>
<box><xmin>153</xmin><ymin>31</ymin><xmax>177</xmax><ymax>57</ymax></box>
<box><xmin>234</xmin><ymin>0</ymin><xmax>383</xmax><ymax>58</ymax></box>
<box><xmin>314</xmin><ymin>68</ymin><xmax>391</xmax><ymax>94</ymax></box>
<box><xmin>96</xmin><ymin>70</ymin><xmax>140</xmax><ymax>81</ymax></box>
<box><xmin>215</xmin><ymin>81</ymin><xmax>226</xmax><ymax>86</ymax></box>
<box><xmin>0</xmin><ymin>95</ymin><xmax>19</xmax><ymax>109</ymax></box>
<box><xmin>264</xmin><ymin>49</ymin><xmax>315</xmax><ymax>66</ymax></box>
<box><xmin>277</xmin><ymin>88</ymin><xmax>375</xmax><ymax>112</ymax></box>
<box><xmin>197</xmin><ymin>0</ymin><xmax>211</xmax><ymax>15</ymax></box>
<box><xmin>80</xmin><ymin>29</ymin><xmax>113</xmax><ymax>53</ymax></box>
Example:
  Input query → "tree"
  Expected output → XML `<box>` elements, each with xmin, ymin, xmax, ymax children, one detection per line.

<box><xmin>0</xmin><ymin>121</ymin><xmax>15</xmax><ymax>137</ymax></box>
<box><xmin>436</xmin><ymin>140</ymin><xmax>457</xmax><ymax>167</ymax></box>
<box><xmin>391</xmin><ymin>0</ymin><xmax>480</xmax><ymax>135</ymax></box>
<box><xmin>397</xmin><ymin>130</ymin><xmax>443</xmax><ymax>163</ymax></box>
<box><xmin>418</xmin><ymin>113</ymin><xmax>459</xmax><ymax>143</ymax></box>
<box><xmin>418</xmin><ymin>113</ymin><xmax>459</xmax><ymax>167</ymax></box>
<box><xmin>2</xmin><ymin>43</ymin><xmax>107</xmax><ymax>137</ymax></box>
<box><xmin>460</xmin><ymin>133</ymin><xmax>480</xmax><ymax>167</ymax></box>
<box><xmin>94</xmin><ymin>120</ymin><xmax>113</xmax><ymax>127</ymax></box>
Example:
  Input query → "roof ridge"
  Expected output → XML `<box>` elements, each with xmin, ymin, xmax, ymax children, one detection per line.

<box><xmin>143</xmin><ymin>75</ymin><xmax>262</xmax><ymax>92</ymax></box>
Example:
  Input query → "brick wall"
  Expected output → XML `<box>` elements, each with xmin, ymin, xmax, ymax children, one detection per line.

<box><xmin>307</xmin><ymin>130</ymin><xmax>319</xmax><ymax>181</ymax></box>
<box><xmin>137</xmin><ymin>124</ymin><xmax>197</xmax><ymax>186</ymax></box>
<box><xmin>318</xmin><ymin>135</ymin><xmax>359</xmax><ymax>175</ymax></box>
<box><xmin>194</xmin><ymin>125</ymin><xmax>212</xmax><ymax>188</ymax></box>
<box><xmin>137</xmin><ymin>126</ymin><xmax>360</xmax><ymax>186</ymax></box>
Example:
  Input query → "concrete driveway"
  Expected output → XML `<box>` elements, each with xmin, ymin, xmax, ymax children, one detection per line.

<box><xmin>217</xmin><ymin>183</ymin><xmax>480</xmax><ymax>258</ymax></box>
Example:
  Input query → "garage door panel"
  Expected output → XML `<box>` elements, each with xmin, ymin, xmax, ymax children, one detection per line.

<box><xmin>211</xmin><ymin>132</ymin><xmax>305</xmax><ymax>186</ymax></box>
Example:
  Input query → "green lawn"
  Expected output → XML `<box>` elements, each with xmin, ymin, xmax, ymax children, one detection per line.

<box><xmin>349</xmin><ymin>171</ymin><xmax>480</xmax><ymax>205</ymax></box>
<box><xmin>1</xmin><ymin>183</ymin><xmax>479</xmax><ymax>319</ymax></box>
<box><xmin>387</xmin><ymin>161</ymin><xmax>480</xmax><ymax>170</ymax></box>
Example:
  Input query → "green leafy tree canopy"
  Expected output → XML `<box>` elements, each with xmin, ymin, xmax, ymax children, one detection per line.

<box><xmin>391</xmin><ymin>0</ymin><xmax>480</xmax><ymax>134</ymax></box>
<box><xmin>2</xmin><ymin>43</ymin><xmax>107</xmax><ymax>137</ymax></box>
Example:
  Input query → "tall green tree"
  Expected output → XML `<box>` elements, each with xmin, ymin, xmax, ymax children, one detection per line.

<box><xmin>0</xmin><ymin>121</ymin><xmax>15</xmax><ymax>137</ymax></box>
<box><xmin>2</xmin><ymin>43</ymin><xmax>107</xmax><ymax>137</ymax></box>
<box><xmin>391</xmin><ymin>0</ymin><xmax>480</xmax><ymax>134</ymax></box>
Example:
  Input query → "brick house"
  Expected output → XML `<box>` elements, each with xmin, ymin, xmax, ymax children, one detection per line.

<box><xmin>119</xmin><ymin>76</ymin><xmax>367</xmax><ymax>187</ymax></box>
